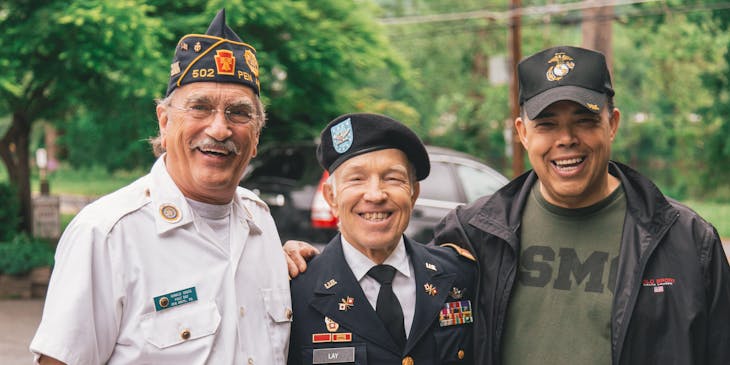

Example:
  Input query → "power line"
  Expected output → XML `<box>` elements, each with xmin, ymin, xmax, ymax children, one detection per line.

<box><xmin>381</xmin><ymin>1</ymin><xmax>730</xmax><ymax>41</ymax></box>
<box><xmin>378</xmin><ymin>0</ymin><xmax>660</xmax><ymax>25</ymax></box>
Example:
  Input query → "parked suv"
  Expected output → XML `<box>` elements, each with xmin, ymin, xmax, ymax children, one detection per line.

<box><xmin>241</xmin><ymin>143</ymin><xmax>509</xmax><ymax>245</ymax></box>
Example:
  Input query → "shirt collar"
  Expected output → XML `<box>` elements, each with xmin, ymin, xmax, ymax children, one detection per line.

<box><xmin>341</xmin><ymin>235</ymin><xmax>411</xmax><ymax>281</ymax></box>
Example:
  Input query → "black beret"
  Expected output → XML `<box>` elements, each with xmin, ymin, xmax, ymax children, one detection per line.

<box><xmin>518</xmin><ymin>46</ymin><xmax>614</xmax><ymax>120</ymax></box>
<box><xmin>166</xmin><ymin>9</ymin><xmax>260</xmax><ymax>96</ymax></box>
<box><xmin>317</xmin><ymin>113</ymin><xmax>430</xmax><ymax>181</ymax></box>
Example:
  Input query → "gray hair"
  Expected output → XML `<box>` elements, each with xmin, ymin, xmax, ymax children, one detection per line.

<box><xmin>149</xmin><ymin>89</ymin><xmax>267</xmax><ymax>157</ymax></box>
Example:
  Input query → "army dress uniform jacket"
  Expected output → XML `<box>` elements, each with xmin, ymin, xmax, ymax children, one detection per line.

<box><xmin>30</xmin><ymin>156</ymin><xmax>292</xmax><ymax>365</ymax></box>
<box><xmin>289</xmin><ymin>234</ymin><xmax>476</xmax><ymax>365</ymax></box>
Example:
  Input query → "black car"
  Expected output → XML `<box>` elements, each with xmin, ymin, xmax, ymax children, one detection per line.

<box><xmin>241</xmin><ymin>143</ymin><xmax>509</xmax><ymax>245</ymax></box>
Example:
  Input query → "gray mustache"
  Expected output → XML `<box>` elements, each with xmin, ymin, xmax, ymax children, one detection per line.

<box><xmin>190</xmin><ymin>138</ymin><xmax>240</xmax><ymax>155</ymax></box>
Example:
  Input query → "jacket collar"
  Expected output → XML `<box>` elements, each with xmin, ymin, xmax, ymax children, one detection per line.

<box><xmin>308</xmin><ymin>235</ymin><xmax>456</xmax><ymax>356</ymax></box>
<box><xmin>467</xmin><ymin>161</ymin><xmax>678</xmax><ymax>251</ymax></box>
<box><xmin>148</xmin><ymin>155</ymin><xmax>262</xmax><ymax>236</ymax></box>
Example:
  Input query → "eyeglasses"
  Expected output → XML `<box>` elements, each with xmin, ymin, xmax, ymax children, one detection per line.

<box><xmin>168</xmin><ymin>103</ymin><xmax>254</xmax><ymax>125</ymax></box>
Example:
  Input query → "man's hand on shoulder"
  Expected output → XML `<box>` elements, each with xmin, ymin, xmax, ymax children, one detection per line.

<box><xmin>284</xmin><ymin>240</ymin><xmax>320</xmax><ymax>278</ymax></box>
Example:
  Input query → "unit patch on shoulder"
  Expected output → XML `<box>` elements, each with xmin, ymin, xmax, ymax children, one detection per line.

<box><xmin>440</xmin><ymin>243</ymin><xmax>475</xmax><ymax>261</ymax></box>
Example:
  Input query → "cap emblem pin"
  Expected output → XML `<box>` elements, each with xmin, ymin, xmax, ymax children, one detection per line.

<box><xmin>546</xmin><ymin>52</ymin><xmax>575</xmax><ymax>81</ymax></box>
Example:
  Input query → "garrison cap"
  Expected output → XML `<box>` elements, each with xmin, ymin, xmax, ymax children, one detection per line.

<box><xmin>166</xmin><ymin>9</ymin><xmax>260</xmax><ymax>96</ymax></box>
<box><xmin>518</xmin><ymin>46</ymin><xmax>614</xmax><ymax>120</ymax></box>
<box><xmin>317</xmin><ymin>113</ymin><xmax>430</xmax><ymax>181</ymax></box>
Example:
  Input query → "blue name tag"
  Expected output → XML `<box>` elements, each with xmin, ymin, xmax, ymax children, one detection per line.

<box><xmin>153</xmin><ymin>287</ymin><xmax>198</xmax><ymax>311</ymax></box>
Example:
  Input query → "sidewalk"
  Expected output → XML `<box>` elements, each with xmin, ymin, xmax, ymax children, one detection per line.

<box><xmin>0</xmin><ymin>299</ymin><xmax>43</xmax><ymax>365</ymax></box>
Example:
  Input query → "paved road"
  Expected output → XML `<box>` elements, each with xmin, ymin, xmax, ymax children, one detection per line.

<box><xmin>0</xmin><ymin>299</ymin><xmax>43</xmax><ymax>365</ymax></box>
<box><xmin>2</xmin><ymin>242</ymin><xmax>728</xmax><ymax>365</ymax></box>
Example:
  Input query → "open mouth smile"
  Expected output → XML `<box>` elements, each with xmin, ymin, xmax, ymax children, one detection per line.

<box><xmin>359</xmin><ymin>212</ymin><xmax>392</xmax><ymax>222</ymax></box>
<box><xmin>552</xmin><ymin>157</ymin><xmax>585</xmax><ymax>172</ymax></box>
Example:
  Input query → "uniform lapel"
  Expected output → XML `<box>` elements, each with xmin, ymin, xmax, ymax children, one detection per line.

<box><xmin>307</xmin><ymin>236</ymin><xmax>401</xmax><ymax>355</ymax></box>
<box><xmin>404</xmin><ymin>237</ymin><xmax>456</xmax><ymax>354</ymax></box>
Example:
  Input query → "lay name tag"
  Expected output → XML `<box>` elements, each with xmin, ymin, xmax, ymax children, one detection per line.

<box><xmin>313</xmin><ymin>347</ymin><xmax>355</xmax><ymax>364</ymax></box>
<box><xmin>153</xmin><ymin>287</ymin><xmax>198</xmax><ymax>311</ymax></box>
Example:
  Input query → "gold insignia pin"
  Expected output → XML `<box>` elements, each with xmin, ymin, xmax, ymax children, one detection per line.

<box><xmin>324</xmin><ymin>279</ymin><xmax>338</xmax><ymax>289</ymax></box>
<box><xmin>170</xmin><ymin>62</ymin><xmax>181</xmax><ymax>77</ymax></box>
<box><xmin>449</xmin><ymin>287</ymin><xmax>464</xmax><ymax>299</ymax></box>
<box><xmin>546</xmin><ymin>52</ymin><xmax>575</xmax><ymax>81</ymax></box>
<box><xmin>324</xmin><ymin>316</ymin><xmax>339</xmax><ymax>332</ymax></box>
<box><xmin>159</xmin><ymin>204</ymin><xmax>182</xmax><ymax>223</ymax></box>
<box><xmin>338</xmin><ymin>296</ymin><xmax>354</xmax><ymax>311</ymax></box>
<box><xmin>425</xmin><ymin>262</ymin><xmax>437</xmax><ymax>271</ymax></box>
<box><xmin>194</xmin><ymin>41</ymin><xmax>202</xmax><ymax>52</ymax></box>
<box><xmin>586</xmin><ymin>103</ymin><xmax>599</xmax><ymax>111</ymax></box>
<box><xmin>180</xmin><ymin>42</ymin><xmax>188</xmax><ymax>51</ymax></box>
<box><xmin>424</xmin><ymin>283</ymin><xmax>438</xmax><ymax>296</ymax></box>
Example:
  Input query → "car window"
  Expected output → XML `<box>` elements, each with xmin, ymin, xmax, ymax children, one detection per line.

<box><xmin>246</xmin><ymin>146</ymin><xmax>321</xmax><ymax>185</ymax></box>
<box><xmin>456</xmin><ymin>164</ymin><xmax>506</xmax><ymax>202</ymax></box>
<box><xmin>418</xmin><ymin>162</ymin><xmax>461</xmax><ymax>202</ymax></box>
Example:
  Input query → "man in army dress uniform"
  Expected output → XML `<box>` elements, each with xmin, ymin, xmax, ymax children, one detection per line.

<box><xmin>288</xmin><ymin>113</ymin><xmax>476</xmax><ymax>365</ymax></box>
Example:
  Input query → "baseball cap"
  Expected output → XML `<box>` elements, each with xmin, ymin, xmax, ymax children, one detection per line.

<box><xmin>518</xmin><ymin>46</ymin><xmax>614</xmax><ymax>120</ymax></box>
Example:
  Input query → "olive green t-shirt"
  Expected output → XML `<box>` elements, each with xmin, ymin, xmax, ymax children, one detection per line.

<box><xmin>502</xmin><ymin>182</ymin><xmax>626</xmax><ymax>364</ymax></box>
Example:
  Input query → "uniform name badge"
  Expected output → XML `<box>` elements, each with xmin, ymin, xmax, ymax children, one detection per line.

<box><xmin>153</xmin><ymin>287</ymin><xmax>198</xmax><ymax>311</ymax></box>
<box><xmin>439</xmin><ymin>300</ymin><xmax>473</xmax><ymax>327</ymax></box>
<box><xmin>313</xmin><ymin>347</ymin><xmax>355</xmax><ymax>364</ymax></box>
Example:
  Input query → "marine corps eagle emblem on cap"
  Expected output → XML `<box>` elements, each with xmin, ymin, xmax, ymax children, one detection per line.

<box><xmin>546</xmin><ymin>52</ymin><xmax>575</xmax><ymax>81</ymax></box>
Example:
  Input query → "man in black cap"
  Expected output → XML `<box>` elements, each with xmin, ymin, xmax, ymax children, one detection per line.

<box><xmin>432</xmin><ymin>45</ymin><xmax>730</xmax><ymax>364</ymax></box>
<box><xmin>286</xmin><ymin>46</ymin><xmax>730</xmax><ymax>364</ymax></box>
<box><xmin>288</xmin><ymin>113</ymin><xmax>476</xmax><ymax>364</ymax></box>
<box><xmin>31</xmin><ymin>10</ymin><xmax>292</xmax><ymax>364</ymax></box>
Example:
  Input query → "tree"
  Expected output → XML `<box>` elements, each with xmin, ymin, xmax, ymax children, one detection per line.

<box><xmin>1</xmin><ymin>0</ymin><xmax>413</xmax><ymax>234</ymax></box>
<box><xmin>0</xmin><ymin>0</ymin><xmax>165</xmax><ymax>233</ymax></box>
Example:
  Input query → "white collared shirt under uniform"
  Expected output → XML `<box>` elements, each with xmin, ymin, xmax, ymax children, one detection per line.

<box><xmin>341</xmin><ymin>235</ymin><xmax>417</xmax><ymax>337</ymax></box>
<box><xmin>30</xmin><ymin>155</ymin><xmax>291</xmax><ymax>365</ymax></box>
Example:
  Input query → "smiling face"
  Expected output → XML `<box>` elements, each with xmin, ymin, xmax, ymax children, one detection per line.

<box><xmin>323</xmin><ymin>149</ymin><xmax>419</xmax><ymax>263</ymax></box>
<box><xmin>156</xmin><ymin>82</ymin><xmax>260</xmax><ymax>204</ymax></box>
<box><xmin>515</xmin><ymin>100</ymin><xmax>621</xmax><ymax>208</ymax></box>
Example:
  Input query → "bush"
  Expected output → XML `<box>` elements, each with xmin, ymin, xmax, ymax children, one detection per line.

<box><xmin>0</xmin><ymin>235</ymin><xmax>55</xmax><ymax>276</ymax></box>
<box><xmin>0</xmin><ymin>182</ymin><xmax>20</xmax><ymax>242</ymax></box>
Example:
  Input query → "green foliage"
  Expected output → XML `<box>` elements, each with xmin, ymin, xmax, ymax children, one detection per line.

<box><xmin>0</xmin><ymin>235</ymin><xmax>54</xmax><ymax>276</ymax></box>
<box><xmin>0</xmin><ymin>182</ymin><xmax>19</xmax><ymax>241</ymax></box>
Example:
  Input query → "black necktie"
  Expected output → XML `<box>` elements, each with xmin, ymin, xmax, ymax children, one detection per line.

<box><xmin>367</xmin><ymin>264</ymin><xmax>407</xmax><ymax>350</ymax></box>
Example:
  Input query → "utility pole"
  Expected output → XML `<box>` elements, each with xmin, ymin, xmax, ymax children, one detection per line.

<box><xmin>509</xmin><ymin>0</ymin><xmax>524</xmax><ymax>177</ymax></box>
<box><xmin>582</xmin><ymin>0</ymin><xmax>614</xmax><ymax>74</ymax></box>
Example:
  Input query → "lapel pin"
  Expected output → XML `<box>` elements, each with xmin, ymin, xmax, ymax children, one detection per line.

<box><xmin>338</xmin><ymin>296</ymin><xmax>354</xmax><ymax>311</ymax></box>
<box><xmin>449</xmin><ymin>287</ymin><xmax>464</xmax><ymax>299</ymax></box>
<box><xmin>425</xmin><ymin>262</ymin><xmax>437</xmax><ymax>271</ymax></box>
<box><xmin>424</xmin><ymin>283</ymin><xmax>438</xmax><ymax>296</ymax></box>
<box><xmin>324</xmin><ymin>279</ymin><xmax>338</xmax><ymax>289</ymax></box>
<box><xmin>159</xmin><ymin>203</ymin><xmax>182</xmax><ymax>223</ymax></box>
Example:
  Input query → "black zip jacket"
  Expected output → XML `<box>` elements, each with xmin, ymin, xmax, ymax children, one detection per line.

<box><xmin>432</xmin><ymin>161</ymin><xmax>730</xmax><ymax>364</ymax></box>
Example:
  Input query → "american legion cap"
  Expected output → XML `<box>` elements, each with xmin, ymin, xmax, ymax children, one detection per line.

<box><xmin>166</xmin><ymin>9</ymin><xmax>260</xmax><ymax>96</ymax></box>
<box><xmin>317</xmin><ymin>113</ymin><xmax>430</xmax><ymax>181</ymax></box>
<box><xmin>518</xmin><ymin>45</ymin><xmax>614</xmax><ymax>120</ymax></box>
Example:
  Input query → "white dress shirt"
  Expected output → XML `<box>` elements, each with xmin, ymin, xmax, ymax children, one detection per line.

<box><xmin>341</xmin><ymin>235</ymin><xmax>417</xmax><ymax>338</ymax></box>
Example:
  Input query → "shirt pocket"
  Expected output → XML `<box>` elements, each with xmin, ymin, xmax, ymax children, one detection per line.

<box><xmin>262</xmin><ymin>287</ymin><xmax>293</xmax><ymax>363</ymax></box>
<box><xmin>433</xmin><ymin>323</ymin><xmax>472</xmax><ymax>364</ymax></box>
<box><xmin>140</xmin><ymin>300</ymin><xmax>221</xmax><ymax>349</ymax></box>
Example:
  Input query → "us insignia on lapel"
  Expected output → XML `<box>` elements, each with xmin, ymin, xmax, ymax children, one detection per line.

<box><xmin>425</xmin><ymin>262</ymin><xmax>437</xmax><ymax>271</ymax></box>
<box><xmin>324</xmin><ymin>279</ymin><xmax>337</xmax><ymax>289</ymax></box>
<box><xmin>439</xmin><ymin>300</ymin><xmax>473</xmax><ymax>327</ymax></box>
